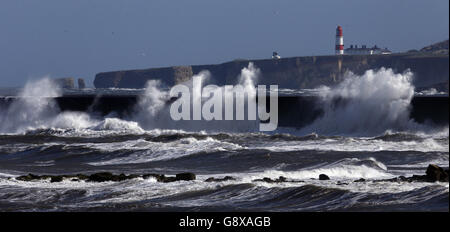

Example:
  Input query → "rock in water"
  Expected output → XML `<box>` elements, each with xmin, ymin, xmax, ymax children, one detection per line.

<box><xmin>88</xmin><ymin>172</ymin><xmax>114</xmax><ymax>182</ymax></box>
<box><xmin>15</xmin><ymin>172</ymin><xmax>200</xmax><ymax>183</ymax></box>
<box><xmin>319</xmin><ymin>174</ymin><xmax>330</xmax><ymax>180</ymax></box>
<box><xmin>78</xmin><ymin>78</ymin><xmax>86</xmax><ymax>89</ymax></box>
<box><xmin>336</xmin><ymin>181</ymin><xmax>348</xmax><ymax>185</ymax></box>
<box><xmin>50</xmin><ymin>176</ymin><xmax>63</xmax><ymax>183</ymax></box>
<box><xmin>426</xmin><ymin>164</ymin><xmax>449</xmax><ymax>182</ymax></box>
<box><xmin>53</xmin><ymin>77</ymin><xmax>75</xmax><ymax>89</ymax></box>
<box><xmin>252</xmin><ymin>176</ymin><xmax>293</xmax><ymax>183</ymax></box>
<box><xmin>16</xmin><ymin>173</ymin><xmax>40</xmax><ymax>181</ymax></box>
<box><xmin>205</xmin><ymin>176</ymin><xmax>236</xmax><ymax>182</ymax></box>
<box><xmin>176</xmin><ymin>172</ymin><xmax>196</xmax><ymax>181</ymax></box>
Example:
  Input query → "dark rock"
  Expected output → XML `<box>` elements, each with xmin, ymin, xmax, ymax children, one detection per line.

<box><xmin>87</xmin><ymin>172</ymin><xmax>115</xmax><ymax>182</ymax></box>
<box><xmin>29</xmin><ymin>173</ymin><xmax>40</xmax><ymax>179</ymax></box>
<box><xmin>87</xmin><ymin>172</ymin><xmax>131</xmax><ymax>182</ymax></box>
<box><xmin>143</xmin><ymin>173</ymin><xmax>195</xmax><ymax>183</ymax></box>
<box><xmin>16</xmin><ymin>172</ymin><xmax>135</xmax><ymax>183</ymax></box>
<box><xmin>354</xmin><ymin>178</ymin><xmax>365</xmax><ymax>182</ymax></box>
<box><xmin>253</xmin><ymin>178</ymin><xmax>271</xmax><ymax>183</ymax></box>
<box><xmin>16</xmin><ymin>173</ymin><xmax>42</xmax><ymax>181</ymax></box>
<box><xmin>15</xmin><ymin>172</ymin><xmax>202</xmax><ymax>184</ymax></box>
<box><xmin>50</xmin><ymin>176</ymin><xmax>63</xmax><ymax>183</ymax></box>
<box><xmin>253</xmin><ymin>176</ymin><xmax>302</xmax><ymax>183</ymax></box>
<box><xmin>86</xmin><ymin>172</ymin><xmax>142</xmax><ymax>182</ymax></box>
<box><xmin>426</xmin><ymin>164</ymin><xmax>449</xmax><ymax>182</ymax></box>
<box><xmin>75</xmin><ymin>174</ymin><xmax>88</xmax><ymax>180</ymax></box>
<box><xmin>15</xmin><ymin>174</ymin><xmax>62</xmax><ymax>182</ymax></box>
<box><xmin>16</xmin><ymin>174</ymin><xmax>31</xmax><ymax>181</ymax></box>
<box><xmin>410</xmin><ymin>175</ymin><xmax>427</xmax><ymax>182</ymax></box>
<box><xmin>175</xmin><ymin>172</ymin><xmax>196</xmax><ymax>181</ymax></box>
<box><xmin>205</xmin><ymin>176</ymin><xmax>236</xmax><ymax>182</ymax></box>
<box><xmin>319</xmin><ymin>174</ymin><xmax>330</xmax><ymax>180</ymax></box>
<box><xmin>161</xmin><ymin>176</ymin><xmax>177</xmax><ymax>183</ymax></box>
<box><xmin>143</xmin><ymin>174</ymin><xmax>165</xmax><ymax>181</ymax></box>
<box><xmin>372</xmin><ymin>164</ymin><xmax>449</xmax><ymax>183</ymax></box>
<box><xmin>143</xmin><ymin>174</ymin><xmax>171</xmax><ymax>183</ymax></box>
<box><xmin>128</xmin><ymin>174</ymin><xmax>140</xmax><ymax>179</ymax></box>
<box><xmin>78</xmin><ymin>78</ymin><xmax>86</xmax><ymax>89</ymax></box>
<box><xmin>53</xmin><ymin>78</ymin><xmax>75</xmax><ymax>89</ymax></box>
<box><xmin>336</xmin><ymin>181</ymin><xmax>348</xmax><ymax>186</ymax></box>
<box><xmin>117</xmin><ymin>173</ymin><xmax>127</xmax><ymax>180</ymax></box>
<box><xmin>374</xmin><ymin>176</ymin><xmax>414</xmax><ymax>183</ymax></box>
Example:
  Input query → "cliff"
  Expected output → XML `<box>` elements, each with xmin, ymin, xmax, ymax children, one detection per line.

<box><xmin>53</xmin><ymin>77</ymin><xmax>75</xmax><ymax>89</ymax></box>
<box><xmin>94</xmin><ymin>53</ymin><xmax>449</xmax><ymax>92</ymax></box>
<box><xmin>77</xmin><ymin>78</ymin><xmax>86</xmax><ymax>89</ymax></box>
<box><xmin>420</xmin><ymin>40</ymin><xmax>449</xmax><ymax>54</ymax></box>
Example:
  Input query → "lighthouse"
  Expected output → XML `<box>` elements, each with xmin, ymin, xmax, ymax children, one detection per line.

<box><xmin>335</xmin><ymin>26</ymin><xmax>344</xmax><ymax>55</ymax></box>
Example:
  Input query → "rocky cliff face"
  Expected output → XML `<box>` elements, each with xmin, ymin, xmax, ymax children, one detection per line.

<box><xmin>53</xmin><ymin>77</ymin><xmax>75</xmax><ymax>89</ymax></box>
<box><xmin>77</xmin><ymin>78</ymin><xmax>86</xmax><ymax>89</ymax></box>
<box><xmin>94</xmin><ymin>66</ymin><xmax>194</xmax><ymax>88</ymax></box>
<box><xmin>420</xmin><ymin>40</ymin><xmax>449</xmax><ymax>54</ymax></box>
<box><xmin>94</xmin><ymin>53</ymin><xmax>449</xmax><ymax>92</ymax></box>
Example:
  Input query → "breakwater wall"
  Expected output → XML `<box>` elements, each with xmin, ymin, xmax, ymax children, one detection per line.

<box><xmin>0</xmin><ymin>95</ymin><xmax>447</xmax><ymax>128</ymax></box>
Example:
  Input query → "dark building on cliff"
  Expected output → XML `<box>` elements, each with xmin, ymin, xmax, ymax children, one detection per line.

<box><xmin>345</xmin><ymin>44</ymin><xmax>392</xmax><ymax>55</ymax></box>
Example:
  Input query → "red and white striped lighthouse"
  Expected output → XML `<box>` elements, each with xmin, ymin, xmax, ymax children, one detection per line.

<box><xmin>335</xmin><ymin>26</ymin><xmax>344</xmax><ymax>55</ymax></box>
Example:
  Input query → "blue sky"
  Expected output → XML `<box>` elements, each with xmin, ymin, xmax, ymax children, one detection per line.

<box><xmin>0</xmin><ymin>0</ymin><xmax>448</xmax><ymax>87</ymax></box>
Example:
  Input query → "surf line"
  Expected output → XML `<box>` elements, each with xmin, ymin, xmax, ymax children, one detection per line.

<box><xmin>169</xmin><ymin>74</ymin><xmax>279</xmax><ymax>131</ymax></box>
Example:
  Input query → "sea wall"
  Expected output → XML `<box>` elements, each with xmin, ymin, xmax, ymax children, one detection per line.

<box><xmin>94</xmin><ymin>53</ymin><xmax>449</xmax><ymax>91</ymax></box>
<box><xmin>1</xmin><ymin>95</ymin><xmax>447</xmax><ymax>128</ymax></box>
